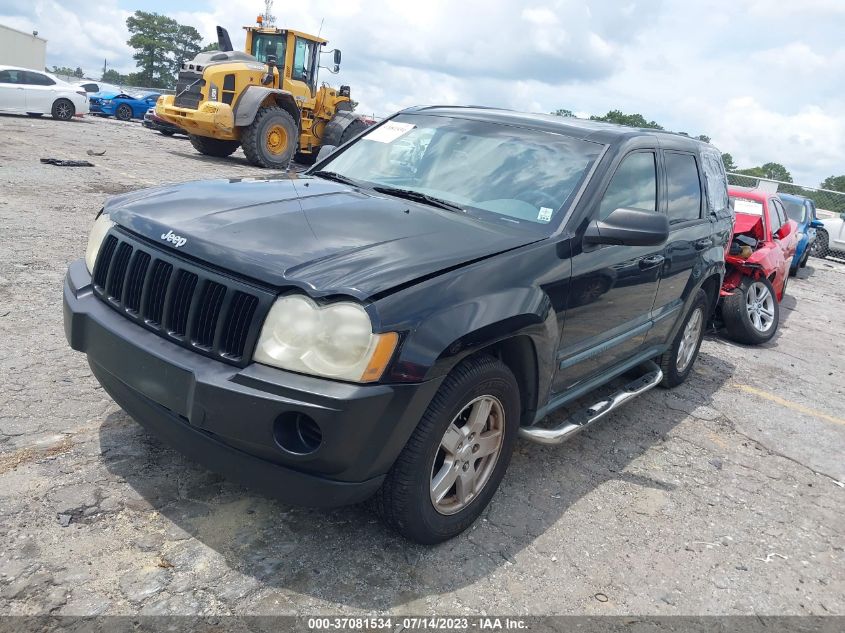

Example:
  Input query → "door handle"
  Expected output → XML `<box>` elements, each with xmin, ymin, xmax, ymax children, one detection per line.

<box><xmin>639</xmin><ymin>255</ymin><xmax>665</xmax><ymax>270</ymax></box>
<box><xmin>693</xmin><ymin>238</ymin><xmax>711</xmax><ymax>251</ymax></box>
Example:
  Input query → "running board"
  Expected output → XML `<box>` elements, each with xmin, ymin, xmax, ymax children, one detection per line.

<box><xmin>519</xmin><ymin>361</ymin><xmax>663</xmax><ymax>445</ymax></box>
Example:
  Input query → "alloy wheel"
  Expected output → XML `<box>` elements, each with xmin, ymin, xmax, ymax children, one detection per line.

<box><xmin>429</xmin><ymin>395</ymin><xmax>505</xmax><ymax>515</ymax></box>
<box><xmin>676</xmin><ymin>306</ymin><xmax>703</xmax><ymax>372</ymax></box>
<box><xmin>745</xmin><ymin>281</ymin><xmax>775</xmax><ymax>332</ymax></box>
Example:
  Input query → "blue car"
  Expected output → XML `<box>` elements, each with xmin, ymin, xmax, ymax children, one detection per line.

<box><xmin>778</xmin><ymin>192</ymin><xmax>826</xmax><ymax>275</ymax></box>
<box><xmin>90</xmin><ymin>91</ymin><xmax>160</xmax><ymax>121</ymax></box>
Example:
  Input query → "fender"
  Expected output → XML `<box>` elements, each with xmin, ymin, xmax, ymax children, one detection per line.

<box><xmin>233</xmin><ymin>86</ymin><xmax>301</xmax><ymax>128</ymax></box>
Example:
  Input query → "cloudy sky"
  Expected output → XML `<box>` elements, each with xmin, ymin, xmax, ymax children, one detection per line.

<box><xmin>2</xmin><ymin>0</ymin><xmax>843</xmax><ymax>185</ymax></box>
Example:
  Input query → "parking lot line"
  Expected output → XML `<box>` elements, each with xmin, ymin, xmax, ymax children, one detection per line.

<box><xmin>733</xmin><ymin>383</ymin><xmax>845</xmax><ymax>427</ymax></box>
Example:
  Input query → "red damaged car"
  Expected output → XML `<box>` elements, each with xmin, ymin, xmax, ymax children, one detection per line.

<box><xmin>720</xmin><ymin>186</ymin><xmax>798</xmax><ymax>344</ymax></box>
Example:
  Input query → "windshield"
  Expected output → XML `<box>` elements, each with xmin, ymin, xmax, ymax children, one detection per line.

<box><xmin>252</xmin><ymin>33</ymin><xmax>287</xmax><ymax>64</ymax></box>
<box><xmin>317</xmin><ymin>114</ymin><xmax>604</xmax><ymax>232</ymax></box>
<box><xmin>780</xmin><ymin>197</ymin><xmax>807</xmax><ymax>223</ymax></box>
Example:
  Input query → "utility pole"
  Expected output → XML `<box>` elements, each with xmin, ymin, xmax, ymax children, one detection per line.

<box><xmin>102</xmin><ymin>58</ymin><xmax>107</xmax><ymax>78</ymax></box>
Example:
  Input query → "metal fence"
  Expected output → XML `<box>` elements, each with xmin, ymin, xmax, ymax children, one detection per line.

<box><xmin>726</xmin><ymin>172</ymin><xmax>845</xmax><ymax>261</ymax></box>
<box><xmin>52</xmin><ymin>73</ymin><xmax>175</xmax><ymax>95</ymax></box>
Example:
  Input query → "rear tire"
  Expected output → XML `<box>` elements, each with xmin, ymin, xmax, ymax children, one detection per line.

<box><xmin>658</xmin><ymin>289</ymin><xmax>708</xmax><ymax>388</ymax></box>
<box><xmin>375</xmin><ymin>355</ymin><xmax>519</xmax><ymax>544</ymax></box>
<box><xmin>188</xmin><ymin>134</ymin><xmax>240</xmax><ymax>158</ymax></box>
<box><xmin>241</xmin><ymin>106</ymin><xmax>298</xmax><ymax>169</ymax></box>
<box><xmin>116</xmin><ymin>104</ymin><xmax>132</xmax><ymax>121</ymax></box>
<box><xmin>721</xmin><ymin>276</ymin><xmax>779</xmax><ymax>345</ymax></box>
<box><xmin>51</xmin><ymin>99</ymin><xmax>74</xmax><ymax>121</ymax></box>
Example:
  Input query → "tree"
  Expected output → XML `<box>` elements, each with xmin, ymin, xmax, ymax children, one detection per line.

<box><xmin>696</xmin><ymin>134</ymin><xmax>711</xmax><ymax>143</ymax></box>
<box><xmin>721</xmin><ymin>153</ymin><xmax>737</xmax><ymax>171</ymax></box>
<box><xmin>101</xmin><ymin>69</ymin><xmax>128</xmax><ymax>84</ymax></box>
<box><xmin>736</xmin><ymin>162</ymin><xmax>792</xmax><ymax>183</ymax></box>
<box><xmin>589</xmin><ymin>110</ymin><xmax>664</xmax><ymax>130</ymax></box>
<box><xmin>126</xmin><ymin>11</ymin><xmax>179</xmax><ymax>88</ymax></box>
<box><xmin>200</xmin><ymin>42</ymin><xmax>219</xmax><ymax>52</ymax></box>
<box><xmin>550</xmin><ymin>108</ymin><xmax>574</xmax><ymax>117</ymax></box>
<box><xmin>820</xmin><ymin>175</ymin><xmax>845</xmax><ymax>192</ymax></box>
<box><xmin>170</xmin><ymin>24</ymin><xmax>203</xmax><ymax>75</ymax></box>
<box><xmin>50</xmin><ymin>66</ymin><xmax>77</xmax><ymax>77</ymax></box>
<box><xmin>74</xmin><ymin>67</ymin><xmax>84</xmax><ymax>78</ymax></box>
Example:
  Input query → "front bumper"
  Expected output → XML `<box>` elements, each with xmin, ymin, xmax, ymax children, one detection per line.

<box><xmin>156</xmin><ymin>95</ymin><xmax>236</xmax><ymax>138</ymax></box>
<box><xmin>63</xmin><ymin>260</ymin><xmax>441</xmax><ymax>507</ymax></box>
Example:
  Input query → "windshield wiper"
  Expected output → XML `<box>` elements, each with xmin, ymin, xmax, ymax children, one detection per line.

<box><xmin>311</xmin><ymin>170</ymin><xmax>358</xmax><ymax>186</ymax></box>
<box><xmin>372</xmin><ymin>186</ymin><xmax>465</xmax><ymax>213</ymax></box>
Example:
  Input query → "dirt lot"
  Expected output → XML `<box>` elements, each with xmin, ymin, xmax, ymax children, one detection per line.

<box><xmin>1</xmin><ymin>114</ymin><xmax>844</xmax><ymax>617</ymax></box>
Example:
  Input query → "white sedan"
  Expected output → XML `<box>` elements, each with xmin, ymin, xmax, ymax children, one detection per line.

<box><xmin>813</xmin><ymin>212</ymin><xmax>845</xmax><ymax>258</ymax></box>
<box><xmin>0</xmin><ymin>65</ymin><xmax>90</xmax><ymax>120</ymax></box>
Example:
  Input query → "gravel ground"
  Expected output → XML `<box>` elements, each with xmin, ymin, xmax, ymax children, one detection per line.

<box><xmin>1</xmin><ymin>114</ymin><xmax>844</xmax><ymax>617</ymax></box>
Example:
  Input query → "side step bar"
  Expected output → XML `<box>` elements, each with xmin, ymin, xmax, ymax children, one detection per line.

<box><xmin>519</xmin><ymin>361</ymin><xmax>663</xmax><ymax>445</ymax></box>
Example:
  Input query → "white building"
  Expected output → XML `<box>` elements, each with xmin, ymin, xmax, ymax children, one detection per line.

<box><xmin>0</xmin><ymin>24</ymin><xmax>47</xmax><ymax>71</ymax></box>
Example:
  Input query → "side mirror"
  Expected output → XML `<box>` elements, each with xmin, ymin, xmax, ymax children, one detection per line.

<box><xmin>334</xmin><ymin>50</ymin><xmax>342</xmax><ymax>65</ymax></box>
<box><xmin>584</xmin><ymin>207</ymin><xmax>669</xmax><ymax>247</ymax></box>
<box><xmin>776</xmin><ymin>222</ymin><xmax>792</xmax><ymax>239</ymax></box>
<box><xmin>316</xmin><ymin>144</ymin><xmax>337</xmax><ymax>162</ymax></box>
<box><xmin>810</xmin><ymin>219</ymin><xmax>825</xmax><ymax>229</ymax></box>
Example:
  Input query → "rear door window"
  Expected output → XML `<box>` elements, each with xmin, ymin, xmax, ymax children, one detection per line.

<box><xmin>665</xmin><ymin>151</ymin><xmax>703</xmax><ymax>223</ymax></box>
<box><xmin>598</xmin><ymin>151</ymin><xmax>657</xmax><ymax>220</ymax></box>
<box><xmin>701</xmin><ymin>150</ymin><xmax>729</xmax><ymax>213</ymax></box>
<box><xmin>22</xmin><ymin>71</ymin><xmax>55</xmax><ymax>86</ymax></box>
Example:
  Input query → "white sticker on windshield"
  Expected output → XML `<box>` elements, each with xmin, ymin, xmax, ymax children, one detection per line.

<box><xmin>364</xmin><ymin>121</ymin><xmax>416</xmax><ymax>143</ymax></box>
<box><xmin>538</xmin><ymin>207</ymin><xmax>554</xmax><ymax>223</ymax></box>
<box><xmin>733</xmin><ymin>198</ymin><xmax>764</xmax><ymax>216</ymax></box>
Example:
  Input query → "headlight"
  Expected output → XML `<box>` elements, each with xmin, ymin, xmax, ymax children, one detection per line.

<box><xmin>253</xmin><ymin>295</ymin><xmax>398</xmax><ymax>382</ymax></box>
<box><xmin>85</xmin><ymin>213</ymin><xmax>114</xmax><ymax>273</ymax></box>
<box><xmin>101</xmin><ymin>100</ymin><xmax>111</xmax><ymax>105</ymax></box>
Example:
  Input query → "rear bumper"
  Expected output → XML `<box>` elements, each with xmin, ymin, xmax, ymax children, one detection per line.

<box><xmin>64</xmin><ymin>259</ymin><xmax>441</xmax><ymax>507</ymax></box>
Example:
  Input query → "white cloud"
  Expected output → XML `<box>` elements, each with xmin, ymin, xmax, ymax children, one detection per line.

<box><xmin>1</xmin><ymin>0</ymin><xmax>842</xmax><ymax>184</ymax></box>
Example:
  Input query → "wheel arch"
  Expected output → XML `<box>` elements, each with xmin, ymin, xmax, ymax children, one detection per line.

<box><xmin>233</xmin><ymin>87</ymin><xmax>301</xmax><ymax>128</ymax></box>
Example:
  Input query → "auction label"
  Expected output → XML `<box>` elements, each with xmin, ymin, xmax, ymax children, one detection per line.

<box><xmin>364</xmin><ymin>121</ymin><xmax>416</xmax><ymax>143</ymax></box>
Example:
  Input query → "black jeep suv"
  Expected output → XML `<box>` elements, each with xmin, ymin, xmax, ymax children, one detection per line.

<box><xmin>64</xmin><ymin>106</ymin><xmax>733</xmax><ymax>543</ymax></box>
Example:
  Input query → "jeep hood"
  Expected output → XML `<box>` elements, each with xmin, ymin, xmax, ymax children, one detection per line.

<box><xmin>105</xmin><ymin>175</ymin><xmax>539</xmax><ymax>299</ymax></box>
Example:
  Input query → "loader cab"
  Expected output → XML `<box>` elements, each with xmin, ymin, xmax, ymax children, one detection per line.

<box><xmin>244</xmin><ymin>25</ymin><xmax>327</xmax><ymax>101</ymax></box>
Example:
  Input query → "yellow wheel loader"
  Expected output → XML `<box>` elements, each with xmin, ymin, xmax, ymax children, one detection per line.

<box><xmin>156</xmin><ymin>20</ymin><xmax>371</xmax><ymax>168</ymax></box>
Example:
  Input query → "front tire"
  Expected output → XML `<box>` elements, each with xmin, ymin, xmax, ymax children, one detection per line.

<box><xmin>241</xmin><ymin>106</ymin><xmax>298</xmax><ymax>169</ymax></box>
<box><xmin>721</xmin><ymin>276</ymin><xmax>779</xmax><ymax>345</ymax></box>
<box><xmin>51</xmin><ymin>99</ymin><xmax>74</xmax><ymax>121</ymax></box>
<box><xmin>375</xmin><ymin>355</ymin><xmax>520</xmax><ymax>544</ymax></box>
<box><xmin>115</xmin><ymin>104</ymin><xmax>132</xmax><ymax>121</ymax></box>
<box><xmin>188</xmin><ymin>134</ymin><xmax>240</xmax><ymax>158</ymax></box>
<box><xmin>658</xmin><ymin>289</ymin><xmax>708</xmax><ymax>388</ymax></box>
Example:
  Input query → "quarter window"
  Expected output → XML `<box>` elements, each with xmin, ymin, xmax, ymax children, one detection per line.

<box><xmin>598</xmin><ymin>152</ymin><xmax>657</xmax><ymax>220</ymax></box>
<box><xmin>770</xmin><ymin>199</ymin><xmax>786</xmax><ymax>232</ymax></box>
<box><xmin>665</xmin><ymin>152</ymin><xmax>702</xmax><ymax>223</ymax></box>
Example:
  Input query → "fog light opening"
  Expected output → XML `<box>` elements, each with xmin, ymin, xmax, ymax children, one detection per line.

<box><xmin>273</xmin><ymin>412</ymin><xmax>322</xmax><ymax>455</ymax></box>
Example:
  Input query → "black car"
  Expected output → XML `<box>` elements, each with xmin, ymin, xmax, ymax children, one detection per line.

<box><xmin>142</xmin><ymin>107</ymin><xmax>184</xmax><ymax>136</ymax></box>
<box><xmin>64</xmin><ymin>106</ymin><xmax>733</xmax><ymax>543</ymax></box>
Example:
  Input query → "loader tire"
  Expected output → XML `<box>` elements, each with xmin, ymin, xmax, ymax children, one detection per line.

<box><xmin>241</xmin><ymin>106</ymin><xmax>298</xmax><ymax>169</ymax></box>
<box><xmin>189</xmin><ymin>135</ymin><xmax>240</xmax><ymax>158</ymax></box>
<box><xmin>321</xmin><ymin>111</ymin><xmax>370</xmax><ymax>148</ymax></box>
